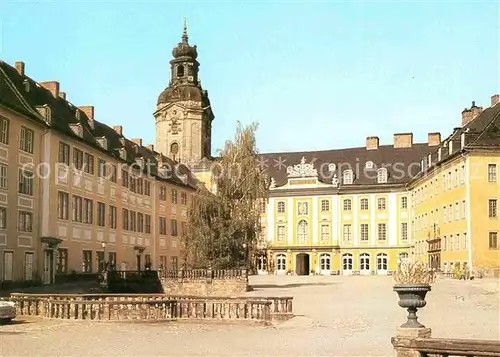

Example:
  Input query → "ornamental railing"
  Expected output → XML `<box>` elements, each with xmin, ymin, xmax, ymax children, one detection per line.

<box><xmin>392</xmin><ymin>336</ymin><xmax>500</xmax><ymax>357</ymax></box>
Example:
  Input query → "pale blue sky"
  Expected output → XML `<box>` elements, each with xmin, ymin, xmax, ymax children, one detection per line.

<box><xmin>1</xmin><ymin>1</ymin><xmax>498</xmax><ymax>154</ymax></box>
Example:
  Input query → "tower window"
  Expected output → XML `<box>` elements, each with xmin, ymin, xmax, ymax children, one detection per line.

<box><xmin>170</xmin><ymin>142</ymin><xmax>179</xmax><ymax>160</ymax></box>
<box><xmin>177</xmin><ymin>65</ymin><xmax>184</xmax><ymax>77</ymax></box>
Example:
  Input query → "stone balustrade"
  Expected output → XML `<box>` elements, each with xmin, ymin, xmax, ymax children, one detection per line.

<box><xmin>8</xmin><ymin>293</ymin><xmax>293</xmax><ymax>323</ymax></box>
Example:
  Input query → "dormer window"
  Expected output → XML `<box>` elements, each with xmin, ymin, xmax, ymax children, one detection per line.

<box><xmin>343</xmin><ymin>170</ymin><xmax>354</xmax><ymax>185</ymax></box>
<box><xmin>365</xmin><ymin>161</ymin><xmax>374</xmax><ymax>169</ymax></box>
<box><xmin>377</xmin><ymin>168</ymin><xmax>388</xmax><ymax>183</ymax></box>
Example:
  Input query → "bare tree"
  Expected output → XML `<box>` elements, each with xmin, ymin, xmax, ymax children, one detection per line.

<box><xmin>181</xmin><ymin>122</ymin><xmax>269</xmax><ymax>269</ymax></box>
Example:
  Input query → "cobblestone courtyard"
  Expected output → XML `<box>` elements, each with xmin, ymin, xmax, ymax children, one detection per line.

<box><xmin>1</xmin><ymin>275</ymin><xmax>499</xmax><ymax>356</ymax></box>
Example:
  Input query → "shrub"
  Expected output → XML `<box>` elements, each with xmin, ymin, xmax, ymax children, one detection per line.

<box><xmin>393</xmin><ymin>259</ymin><xmax>433</xmax><ymax>285</ymax></box>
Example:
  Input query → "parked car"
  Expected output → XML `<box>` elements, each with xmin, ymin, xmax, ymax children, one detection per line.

<box><xmin>0</xmin><ymin>301</ymin><xmax>16</xmax><ymax>323</ymax></box>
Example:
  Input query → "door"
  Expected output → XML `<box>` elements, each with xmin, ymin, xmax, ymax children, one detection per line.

<box><xmin>376</xmin><ymin>253</ymin><xmax>388</xmax><ymax>275</ymax></box>
<box><xmin>319</xmin><ymin>253</ymin><xmax>331</xmax><ymax>275</ymax></box>
<box><xmin>25</xmin><ymin>252</ymin><xmax>34</xmax><ymax>281</ymax></box>
<box><xmin>295</xmin><ymin>253</ymin><xmax>310</xmax><ymax>275</ymax></box>
<box><xmin>136</xmin><ymin>255</ymin><xmax>142</xmax><ymax>271</ymax></box>
<box><xmin>276</xmin><ymin>254</ymin><xmax>287</xmax><ymax>274</ymax></box>
<box><xmin>43</xmin><ymin>249</ymin><xmax>54</xmax><ymax>284</ymax></box>
<box><xmin>359</xmin><ymin>253</ymin><xmax>371</xmax><ymax>275</ymax></box>
<box><xmin>342</xmin><ymin>254</ymin><xmax>353</xmax><ymax>275</ymax></box>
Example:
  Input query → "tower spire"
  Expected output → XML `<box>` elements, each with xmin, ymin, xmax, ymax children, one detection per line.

<box><xmin>182</xmin><ymin>17</ymin><xmax>188</xmax><ymax>43</ymax></box>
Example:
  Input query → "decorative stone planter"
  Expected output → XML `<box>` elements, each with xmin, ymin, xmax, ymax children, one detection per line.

<box><xmin>393</xmin><ymin>284</ymin><xmax>431</xmax><ymax>328</ymax></box>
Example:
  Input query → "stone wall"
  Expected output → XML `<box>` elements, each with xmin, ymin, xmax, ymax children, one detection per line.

<box><xmin>159</xmin><ymin>269</ymin><xmax>249</xmax><ymax>296</ymax></box>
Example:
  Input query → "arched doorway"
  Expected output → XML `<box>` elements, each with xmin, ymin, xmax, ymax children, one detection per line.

<box><xmin>342</xmin><ymin>253</ymin><xmax>353</xmax><ymax>275</ymax></box>
<box><xmin>276</xmin><ymin>254</ymin><xmax>287</xmax><ymax>275</ymax></box>
<box><xmin>359</xmin><ymin>253</ymin><xmax>371</xmax><ymax>275</ymax></box>
<box><xmin>295</xmin><ymin>253</ymin><xmax>310</xmax><ymax>275</ymax></box>
<box><xmin>319</xmin><ymin>253</ymin><xmax>331</xmax><ymax>275</ymax></box>
<box><xmin>256</xmin><ymin>254</ymin><xmax>267</xmax><ymax>275</ymax></box>
<box><xmin>376</xmin><ymin>253</ymin><xmax>388</xmax><ymax>275</ymax></box>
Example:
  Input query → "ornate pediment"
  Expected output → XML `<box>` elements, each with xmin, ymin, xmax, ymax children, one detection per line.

<box><xmin>286</xmin><ymin>157</ymin><xmax>318</xmax><ymax>178</ymax></box>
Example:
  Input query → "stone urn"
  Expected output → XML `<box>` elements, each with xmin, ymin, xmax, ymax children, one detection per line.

<box><xmin>393</xmin><ymin>284</ymin><xmax>431</xmax><ymax>328</ymax></box>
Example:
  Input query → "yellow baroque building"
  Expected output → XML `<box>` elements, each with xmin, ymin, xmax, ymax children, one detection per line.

<box><xmin>256</xmin><ymin>97</ymin><xmax>500</xmax><ymax>277</ymax></box>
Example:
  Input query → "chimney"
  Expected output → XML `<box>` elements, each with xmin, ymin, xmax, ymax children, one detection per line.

<box><xmin>59</xmin><ymin>92</ymin><xmax>66</xmax><ymax>100</ymax></box>
<box><xmin>78</xmin><ymin>106</ymin><xmax>94</xmax><ymax>121</ymax></box>
<box><xmin>131</xmin><ymin>138</ymin><xmax>143</xmax><ymax>146</ymax></box>
<box><xmin>146</xmin><ymin>144</ymin><xmax>155</xmax><ymax>151</ymax></box>
<box><xmin>366</xmin><ymin>136</ymin><xmax>379</xmax><ymax>150</ymax></box>
<box><xmin>15</xmin><ymin>61</ymin><xmax>25</xmax><ymax>76</ymax></box>
<box><xmin>40</xmin><ymin>81</ymin><xmax>60</xmax><ymax>98</ymax></box>
<box><xmin>113</xmin><ymin>125</ymin><xmax>123</xmax><ymax>136</ymax></box>
<box><xmin>491</xmin><ymin>94</ymin><xmax>499</xmax><ymax>107</ymax></box>
<box><xmin>393</xmin><ymin>133</ymin><xmax>413</xmax><ymax>148</ymax></box>
<box><xmin>462</xmin><ymin>101</ymin><xmax>483</xmax><ymax>126</ymax></box>
<box><xmin>428</xmin><ymin>132</ymin><xmax>441</xmax><ymax>146</ymax></box>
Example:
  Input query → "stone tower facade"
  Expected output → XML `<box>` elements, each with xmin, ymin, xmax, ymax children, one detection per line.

<box><xmin>154</xmin><ymin>21</ymin><xmax>214</xmax><ymax>166</ymax></box>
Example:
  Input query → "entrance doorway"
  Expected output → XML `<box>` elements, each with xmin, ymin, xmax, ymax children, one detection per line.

<box><xmin>43</xmin><ymin>249</ymin><xmax>54</xmax><ymax>284</ymax></box>
<box><xmin>136</xmin><ymin>255</ymin><xmax>142</xmax><ymax>271</ymax></box>
<box><xmin>295</xmin><ymin>253</ymin><xmax>310</xmax><ymax>275</ymax></box>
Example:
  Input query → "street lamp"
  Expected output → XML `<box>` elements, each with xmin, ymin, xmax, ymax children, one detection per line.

<box><xmin>100</xmin><ymin>242</ymin><xmax>109</xmax><ymax>289</ymax></box>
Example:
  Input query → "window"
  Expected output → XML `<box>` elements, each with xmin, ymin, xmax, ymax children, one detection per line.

<box><xmin>129</xmin><ymin>177</ymin><xmax>136</xmax><ymax>193</ymax></box>
<box><xmin>84</xmin><ymin>153</ymin><xmax>94</xmax><ymax>174</ymax></box>
<box><xmin>3</xmin><ymin>251</ymin><xmax>13</xmax><ymax>281</ymax></box>
<box><xmin>489</xmin><ymin>232</ymin><xmax>498</xmax><ymax>249</ymax></box>
<box><xmin>321</xmin><ymin>199</ymin><xmax>330</xmax><ymax>212</ymax></box>
<box><xmin>443</xmin><ymin>206</ymin><xmax>448</xmax><ymax>224</ymax></box>
<box><xmin>98</xmin><ymin>159</ymin><xmax>106</xmax><ymax>177</ymax></box>
<box><xmin>297</xmin><ymin>220</ymin><xmax>308</xmax><ymax>243</ymax></box>
<box><xmin>377</xmin><ymin>253</ymin><xmax>388</xmax><ymax>271</ymax></box>
<box><xmin>463</xmin><ymin>233</ymin><xmax>467</xmax><ymax>250</ymax></box>
<box><xmin>159</xmin><ymin>217</ymin><xmax>167</xmax><ymax>235</ymax></box>
<box><xmin>57</xmin><ymin>248</ymin><xmax>68</xmax><ymax>274</ymax></box>
<box><xmin>343</xmin><ymin>170</ymin><xmax>353</xmax><ymax>184</ymax></box>
<box><xmin>401</xmin><ymin>197</ymin><xmax>408</xmax><ymax>209</ymax></box>
<box><xmin>136</xmin><ymin>178</ymin><xmax>143</xmax><ymax>195</ymax></box>
<box><xmin>0</xmin><ymin>207</ymin><xmax>6</xmax><ymax>229</ymax></box>
<box><xmin>360</xmin><ymin>223</ymin><xmax>369</xmax><ymax>241</ymax></box>
<box><xmin>448</xmin><ymin>204</ymin><xmax>452</xmax><ymax>222</ymax></box>
<box><xmin>378</xmin><ymin>223</ymin><xmax>387</xmax><ymax>240</ymax></box>
<box><xmin>130</xmin><ymin>211</ymin><xmax>136</xmax><ymax>231</ymax></box>
<box><xmin>449</xmin><ymin>235</ymin><xmax>453</xmax><ymax>251</ymax></box>
<box><xmin>19</xmin><ymin>126</ymin><xmax>34</xmax><ymax>153</ymax></box>
<box><xmin>488</xmin><ymin>199</ymin><xmax>497</xmax><ymax>218</ymax></box>
<box><xmin>137</xmin><ymin>213</ymin><xmax>144</xmax><ymax>233</ymax></box>
<box><xmin>159</xmin><ymin>256</ymin><xmax>167</xmax><ymax>270</ymax></box>
<box><xmin>108</xmin><ymin>252</ymin><xmax>116</xmax><ymax>269</ymax></box>
<box><xmin>0</xmin><ymin>117</ymin><xmax>9</xmax><ymax>144</ymax></box>
<box><xmin>172</xmin><ymin>189</ymin><xmax>178</xmax><ymax>204</ymax></box>
<box><xmin>455</xmin><ymin>202</ymin><xmax>459</xmax><ymax>221</ymax></box>
<box><xmin>320</xmin><ymin>253</ymin><xmax>331</xmax><ymax>271</ymax></box>
<box><xmin>144</xmin><ymin>180</ymin><xmax>151</xmax><ymax>196</ymax></box>
<box><xmin>97</xmin><ymin>202</ymin><xmax>105</xmax><ymax>226</ymax></box>
<box><xmin>18</xmin><ymin>211</ymin><xmax>33</xmax><ymax>232</ymax></box>
<box><xmin>57</xmin><ymin>191</ymin><xmax>69</xmax><ymax>220</ymax></box>
<box><xmin>359</xmin><ymin>253</ymin><xmax>370</xmax><ymax>271</ymax></box>
<box><xmin>83</xmin><ymin>198</ymin><xmax>93</xmax><ymax>224</ymax></box>
<box><xmin>171</xmin><ymin>256</ymin><xmax>178</xmax><ymax>271</ymax></box>
<box><xmin>159</xmin><ymin>186</ymin><xmax>166</xmax><ymax>201</ymax></box>
<box><xmin>18</xmin><ymin>169</ymin><xmax>34</xmax><ymax>195</ymax></box>
<box><xmin>277</xmin><ymin>225</ymin><xmax>286</xmax><ymax>241</ymax></box>
<box><xmin>460</xmin><ymin>165</ymin><xmax>465</xmax><ymax>185</ymax></box>
<box><xmin>488</xmin><ymin>164</ymin><xmax>497</xmax><ymax>182</ymax></box>
<box><xmin>109</xmin><ymin>205</ymin><xmax>117</xmax><ymax>229</ymax></box>
<box><xmin>145</xmin><ymin>214</ymin><xmax>151</xmax><ymax>234</ymax></box>
<box><xmin>377</xmin><ymin>197</ymin><xmax>386</xmax><ymax>210</ymax></box>
<box><xmin>343</xmin><ymin>199</ymin><xmax>352</xmax><ymax>211</ymax></box>
<box><xmin>276</xmin><ymin>254</ymin><xmax>287</xmax><ymax>271</ymax></box>
<box><xmin>453</xmin><ymin>169</ymin><xmax>458</xmax><ymax>187</ymax></box>
<box><xmin>177</xmin><ymin>64</ymin><xmax>184</xmax><ymax>77</ymax></box>
<box><xmin>401</xmin><ymin>222</ymin><xmax>408</xmax><ymax>241</ymax></box>
<box><xmin>377</xmin><ymin>168</ymin><xmax>388</xmax><ymax>183</ymax></box>
<box><xmin>443</xmin><ymin>236</ymin><xmax>447</xmax><ymax>251</ymax></box>
<box><xmin>82</xmin><ymin>250</ymin><xmax>92</xmax><ymax>273</ymax></box>
<box><xmin>277</xmin><ymin>201</ymin><xmax>285</xmax><ymax>213</ymax></box>
<box><xmin>343</xmin><ymin>224</ymin><xmax>352</xmax><ymax>241</ymax></box>
<box><xmin>122</xmin><ymin>208</ymin><xmax>129</xmax><ymax>230</ymax></box>
<box><xmin>320</xmin><ymin>224</ymin><xmax>330</xmax><ymax>241</ymax></box>
<box><xmin>171</xmin><ymin>219</ymin><xmax>178</xmax><ymax>236</ymax></box>
<box><xmin>342</xmin><ymin>253</ymin><xmax>353</xmax><ymax>271</ymax></box>
<box><xmin>360</xmin><ymin>198</ymin><xmax>368</xmax><ymax>211</ymax></box>
<box><xmin>24</xmin><ymin>252</ymin><xmax>34</xmax><ymax>281</ymax></box>
<box><xmin>110</xmin><ymin>165</ymin><xmax>117</xmax><ymax>183</ymax></box>
<box><xmin>462</xmin><ymin>200</ymin><xmax>467</xmax><ymax>219</ymax></box>
<box><xmin>72</xmin><ymin>196</ymin><xmax>83</xmax><ymax>222</ymax></box>
<box><xmin>456</xmin><ymin>234</ymin><xmax>460</xmax><ymax>250</ymax></box>
<box><xmin>0</xmin><ymin>163</ymin><xmax>7</xmax><ymax>189</ymax></box>
<box><xmin>58</xmin><ymin>142</ymin><xmax>70</xmax><ymax>165</ymax></box>
<box><xmin>73</xmin><ymin>148</ymin><xmax>84</xmax><ymax>170</ymax></box>
<box><xmin>121</xmin><ymin>169</ymin><xmax>129</xmax><ymax>187</ymax></box>
<box><xmin>97</xmin><ymin>251</ymin><xmax>105</xmax><ymax>272</ymax></box>
<box><xmin>181</xmin><ymin>192</ymin><xmax>187</xmax><ymax>205</ymax></box>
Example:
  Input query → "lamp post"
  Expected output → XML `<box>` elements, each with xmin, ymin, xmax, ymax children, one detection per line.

<box><xmin>242</xmin><ymin>242</ymin><xmax>248</xmax><ymax>271</ymax></box>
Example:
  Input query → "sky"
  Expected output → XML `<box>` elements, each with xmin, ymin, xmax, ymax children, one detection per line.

<box><xmin>1</xmin><ymin>1</ymin><xmax>498</xmax><ymax>154</ymax></box>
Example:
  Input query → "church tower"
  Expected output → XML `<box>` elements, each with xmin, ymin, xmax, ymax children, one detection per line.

<box><xmin>154</xmin><ymin>20</ymin><xmax>214</xmax><ymax>165</ymax></box>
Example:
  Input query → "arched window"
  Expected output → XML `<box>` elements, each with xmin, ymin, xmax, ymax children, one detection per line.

<box><xmin>377</xmin><ymin>168</ymin><xmax>388</xmax><ymax>183</ymax></box>
<box><xmin>342</xmin><ymin>253</ymin><xmax>353</xmax><ymax>271</ymax></box>
<box><xmin>320</xmin><ymin>253</ymin><xmax>331</xmax><ymax>271</ymax></box>
<box><xmin>360</xmin><ymin>253</ymin><xmax>370</xmax><ymax>271</ymax></box>
<box><xmin>276</xmin><ymin>254</ymin><xmax>287</xmax><ymax>271</ymax></box>
<box><xmin>377</xmin><ymin>253</ymin><xmax>388</xmax><ymax>272</ymax></box>
<box><xmin>177</xmin><ymin>65</ymin><xmax>184</xmax><ymax>77</ymax></box>
<box><xmin>343</xmin><ymin>170</ymin><xmax>354</xmax><ymax>184</ymax></box>
<box><xmin>170</xmin><ymin>142</ymin><xmax>179</xmax><ymax>160</ymax></box>
<box><xmin>297</xmin><ymin>220</ymin><xmax>308</xmax><ymax>243</ymax></box>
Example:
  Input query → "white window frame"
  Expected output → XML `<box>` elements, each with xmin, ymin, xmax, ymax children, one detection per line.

<box><xmin>377</xmin><ymin>168</ymin><xmax>388</xmax><ymax>183</ymax></box>
<box><xmin>277</xmin><ymin>224</ymin><xmax>286</xmax><ymax>242</ymax></box>
<box><xmin>3</xmin><ymin>250</ymin><xmax>14</xmax><ymax>281</ymax></box>
<box><xmin>487</xmin><ymin>163</ymin><xmax>497</xmax><ymax>183</ymax></box>
<box><xmin>343</xmin><ymin>170</ymin><xmax>353</xmax><ymax>185</ymax></box>
<box><xmin>277</xmin><ymin>201</ymin><xmax>285</xmax><ymax>214</ymax></box>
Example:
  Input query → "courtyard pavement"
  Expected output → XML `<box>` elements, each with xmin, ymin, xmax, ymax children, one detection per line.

<box><xmin>1</xmin><ymin>275</ymin><xmax>499</xmax><ymax>356</ymax></box>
